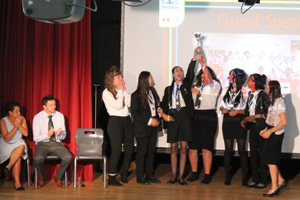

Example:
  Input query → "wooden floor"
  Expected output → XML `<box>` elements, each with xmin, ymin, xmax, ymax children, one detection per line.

<box><xmin>1</xmin><ymin>157</ymin><xmax>300</xmax><ymax>200</ymax></box>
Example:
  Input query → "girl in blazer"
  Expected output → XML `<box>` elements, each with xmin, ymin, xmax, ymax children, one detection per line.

<box><xmin>241</xmin><ymin>73</ymin><xmax>269</xmax><ymax>189</ymax></box>
<box><xmin>131</xmin><ymin>71</ymin><xmax>161</xmax><ymax>185</ymax></box>
<box><xmin>159</xmin><ymin>66</ymin><xmax>194</xmax><ymax>185</ymax></box>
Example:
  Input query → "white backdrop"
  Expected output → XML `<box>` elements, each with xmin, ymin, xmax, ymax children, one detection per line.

<box><xmin>122</xmin><ymin>0</ymin><xmax>300</xmax><ymax>153</ymax></box>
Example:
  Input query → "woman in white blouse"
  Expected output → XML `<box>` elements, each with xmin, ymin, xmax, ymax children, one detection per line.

<box><xmin>220</xmin><ymin>68</ymin><xmax>248</xmax><ymax>186</ymax></box>
<box><xmin>102</xmin><ymin>66</ymin><xmax>134</xmax><ymax>186</ymax></box>
<box><xmin>186</xmin><ymin>47</ymin><xmax>222</xmax><ymax>184</ymax></box>
<box><xmin>260</xmin><ymin>80</ymin><xmax>287</xmax><ymax>197</ymax></box>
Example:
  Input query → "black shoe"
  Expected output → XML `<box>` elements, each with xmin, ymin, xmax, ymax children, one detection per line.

<box><xmin>146</xmin><ymin>176</ymin><xmax>161</xmax><ymax>184</ymax></box>
<box><xmin>14</xmin><ymin>186</ymin><xmax>25</xmax><ymax>191</ymax></box>
<box><xmin>121</xmin><ymin>176</ymin><xmax>128</xmax><ymax>184</ymax></box>
<box><xmin>136</xmin><ymin>177</ymin><xmax>150</xmax><ymax>185</ymax></box>
<box><xmin>187</xmin><ymin>172</ymin><xmax>199</xmax><ymax>182</ymax></box>
<box><xmin>242</xmin><ymin>181</ymin><xmax>248</xmax><ymax>187</ymax></box>
<box><xmin>4</xmin><ymin>167</ymin><xmax>10</xmax><ymax>174</ymax></box>
<box><xmin>167</xmin><ymin>177</ymin><xmax>177</xmax><ymax>184</ymax></box>
<box><xmin>178</xmin><ymin>179</ymin><xmax>187</xmax><ymax>186</ymax></box>
<box><xmin>263</xmin><ymin>188</ymin><xmax>280</xmax><ymax>197</ymax></box>
<box><xmin>255</xmin><ymin>183</ymin><xmax>266</xmax><ymax>189</ymax></box>
<box><xmin>242</xmin><ymin>175</ymin><xmax>248</xmax><ymax>187</ymax></box>
<box><xmin>278</xmin><ymin>180</ymin><xmax>288</xmax><ymax>189</ymax></box>
<box><xmin>201</xmin><ymin>174</ymin><xmax>211</xmax><ymax>184</ymax></box>
<box><xmin>247</xmin><ymin>182</ymin><xmax>257</xmax><ymax>188</ymax></box>
<box><xmin>108</xmin><ymin>176</ymin><xmax>123</xmax><ymax>186</ymax></box>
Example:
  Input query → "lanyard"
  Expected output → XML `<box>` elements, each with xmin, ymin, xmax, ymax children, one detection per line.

<box><xmin>248</xmin><ymin>90</ymin><xmax>261</xmax><ymax>109</ymax></box>
<box><xmin>228</xmin><ymin>90</ymin><xmax>241</xmax><ymax>105</ymax></box>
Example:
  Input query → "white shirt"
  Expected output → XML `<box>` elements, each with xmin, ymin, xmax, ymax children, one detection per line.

<box><xmin>102</xmin><ymin>88</ymin><xmax>131</xmax><ymax>117</ymax></box>
<box><xmin>266</xmin><ymin>97</ymin><xmax>286</xmax><ymax>135</ymax></box>
<box><xmin>193</xmin><ymin>80</ymin><xmax>221</xmax><ymax>110</ymax></box>
<box><xmin>33</xmin><ymin>110</ymin><xmax>66</xmax><ymax>143</ymax></box>
<box><xmin>171</xmin><ymin>82</ymin><xmax>186</xmax><ymax>109</ymax></box>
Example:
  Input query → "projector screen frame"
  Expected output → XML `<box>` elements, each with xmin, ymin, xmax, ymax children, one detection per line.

<box><xmin>120</xmin><ymin>1</ymin><xmax>300</xmax><ymax>158</ymax></box>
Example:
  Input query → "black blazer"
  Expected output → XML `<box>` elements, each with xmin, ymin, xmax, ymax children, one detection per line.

<box><xmin>245</xmin><ymin>90</ymin><xmax>269</xmax><ymax>131</ymax></box>
<box><xmin>160</xmin><ymin>79</ymin><xmax>194</xmax><ymax>118</ymax></box>
<box><xmin>131</xmin><ymin>90</ymin><xmax>160</xmax><ymax>138</ymax></box>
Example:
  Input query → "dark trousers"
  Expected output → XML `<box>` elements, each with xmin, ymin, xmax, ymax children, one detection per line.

<box><xmin>33</xmin><ymin>141</ymin><xmax>72</xmax><ymax>181</ymax></box>
<box><xmin>135</xmin><ymin>128</ymin><xmax>158</xmax><ymax>178</ymax></box>
<box><xmin>249</xmin><ymin>123</ymin><xmax>267</xmax><ymax>185</ymax></box>
<box><xmin>107</xmin><ymin>116</ymin><xmax>134</xmax><ymax>175</ymax></box>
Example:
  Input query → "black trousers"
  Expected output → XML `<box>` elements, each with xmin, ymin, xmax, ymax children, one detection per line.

<box><xmin>33</xmin><ymin>141</ymin><xmax>72</xmax><ymax>181</ymax></box>
<box><xmin>107</xmin><ymin>116</ymin><xmax>134</xmax><ymax>175</ymax></box>
<box><xmin>249</xmin><ymin>122</ymin><xmax>267</xmax><ymax>185</ymax></box>
<box><xmin>135</xmin><ymin>127</ymin><xmax>158</xmax><ymax>178</ymax></box>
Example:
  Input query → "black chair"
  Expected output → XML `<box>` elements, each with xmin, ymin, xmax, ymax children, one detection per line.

<box><xmin>73</xmin><ymin>128</ymin><xmax>106</xmax><ymax>188</ymax></box>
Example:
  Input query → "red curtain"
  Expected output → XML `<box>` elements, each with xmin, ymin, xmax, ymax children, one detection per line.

<box><xmin>0</xmin><ymin>1</ymin><xmax>93</xmax><ymax>181</ymax></box>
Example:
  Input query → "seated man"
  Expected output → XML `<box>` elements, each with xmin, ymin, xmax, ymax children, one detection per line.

<box><xmin>33</xmin><ymin>95</ymin><xmax>72</xmax><ymax>188</ymax></box>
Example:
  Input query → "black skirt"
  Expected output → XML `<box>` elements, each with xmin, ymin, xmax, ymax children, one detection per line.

<box><xmin>189</xmin><ymin>109</ymin><xmax>218</xmax><ymax>151</ymax></box>
<box><xmin>167</xmin><ymin>107</ymin><xmax>193</xmax><ymax>143</ymax></box>
<box><xmin>222</xmin><ymin>113</ymin><xmax>247</xmax><ymax>140</ymax></box>
<box><xmin>262</xmin><ymin>126</ymin><xmax>284</xmax><ymax>165</ymax></box>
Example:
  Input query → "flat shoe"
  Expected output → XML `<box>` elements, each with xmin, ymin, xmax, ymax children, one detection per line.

<box><xmin>247</xmin><ymin>182</ymin><xmax>257</xmax><ymax>188</ymax></box>
<box><xmin>136</xmin><ymin>177</ymin><xmax>150</xmax><ymax>185</ymax></box>
<box><xmin>14</xmin><ymin>186</ymin><xmax>25</xmax><ymax>191</ymax></box>
<box><xmin>167</xmin><ymin>179</ymin><xmax>177</xmax><ymax>184</ymax></box>
<box><xmin>187</xmin><ymin>173</ymin><xmax>199</xmax><ymax>182</ymax></box>
<box><xmin>263</xmin><ymin>188</ymin><xmax>280</xmax><ymax>197</ymax></box>
<box><xmin>178</xmin><ymin>179</ymin><xmax>187</xmax><ymax>186</ymax></box>
<box><xmin>146</xmin><ymin>176</ymin><xmax>161</xmax><ymax>184</ymax></box>
<box><xmin>255</xmin><ymin>183</ymin><xmax>266</xmax><ymax>189</ymax></box>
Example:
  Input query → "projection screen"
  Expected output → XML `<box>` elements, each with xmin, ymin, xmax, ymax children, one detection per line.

<box><xmin>122</xmin><ymin>0</ymin><xmax>300</xmax><ymax>154</ymax></box>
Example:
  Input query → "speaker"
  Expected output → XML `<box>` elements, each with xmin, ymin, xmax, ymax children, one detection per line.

<box><xmin>238</xmin><ymin>0</ymin><xmax>260</xmax><ymax>6</ymax></box>
<box><xmin>22</xmin><ymin>0</ymin><xmax>86</xmax><ymax>24</ymax></box>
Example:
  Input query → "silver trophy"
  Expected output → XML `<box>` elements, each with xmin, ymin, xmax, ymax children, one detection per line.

<box><xmin>193</xmin><ymin>32</ymin><xmax>202</xmax><ymax>54</ymax></box>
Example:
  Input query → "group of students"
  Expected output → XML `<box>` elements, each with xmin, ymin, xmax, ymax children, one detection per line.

<box><xmin>102</xmin><ymin>47</ymin><xmax>288</xmax><ymax>197</ymax></box>
<box><xmin>0</xmin><ymin>47</ymin><xmax>287</xmax><ymax>197</ymax></box>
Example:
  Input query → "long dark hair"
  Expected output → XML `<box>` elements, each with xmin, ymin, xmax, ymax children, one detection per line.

<box><xmin>251</xmin><ymin>73</ymin><xmax>267</xmax><ymax>90</ymax></box>
<box><xmin>195</xmin><ymin>66</ymin><xmax>222</xmax><ymax>93</ymax></box>
<box><xmin>137</xmin><ymin>71</ymin><xmax>160</xmax><ymax>109</ymax></box>
<box><xmin>268</xmin><ymin>80</ymin><xmax>282</xmax><ymax>106</ymax></box>
<box><xmin>223</xmin><ymin>68</ymin><xmax>247</xmax><ymax>103</ymax></box>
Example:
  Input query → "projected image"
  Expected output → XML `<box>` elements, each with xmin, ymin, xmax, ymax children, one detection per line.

<box><xmin>194</xmin><ymin>33</ymin><xmax>300</xmax><ymax>97</ymax></box>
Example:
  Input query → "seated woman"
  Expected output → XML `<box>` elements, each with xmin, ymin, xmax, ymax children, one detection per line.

<box><xmin>0</xmin><ymin>101</ymin><xmax>28</xmax><ymax>191</ymax></box>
